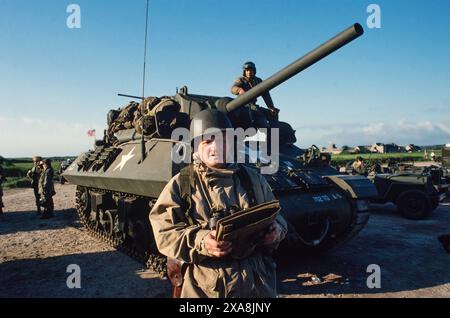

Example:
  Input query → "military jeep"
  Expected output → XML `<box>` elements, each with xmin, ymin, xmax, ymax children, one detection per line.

<box><xmin>341</xmin><ymin>157</ymin><xmax>448</xmax><ymax>219</ymax></box>
<box><xmin>442</xmin><ymin>144</ymin><xmax>450</xmax><ymax>183</ymax></box>
<box><xmin>369</xmin><ymin>171</ymin><xmax>447</xmax><ymax>219</ymax></box>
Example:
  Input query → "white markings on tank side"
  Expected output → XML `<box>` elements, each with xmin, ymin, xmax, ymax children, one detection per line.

<box><xmin>312</xmin><ymin>195</ymin><xmax>330</xmax><ymax>203</ymax></box>
<box><xmin>331</xmin><ymin>193</ymin><xmax>343</xmax><ymax>199</ymax></box>
<box><xmin>113</xmin><ymin>146</ymin><xmax>136</xmax><ymax>171</ymax></box>
<box><xmin>312</xmin><ymin>194</ymin><xmax>343</xmax><ymax>203</ymax></box>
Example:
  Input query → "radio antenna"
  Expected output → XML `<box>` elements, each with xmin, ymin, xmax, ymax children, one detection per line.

<box><xmin>140</xmin><ymin>0</ymin><xmax>150</xmax><ymax>162</ymax></box>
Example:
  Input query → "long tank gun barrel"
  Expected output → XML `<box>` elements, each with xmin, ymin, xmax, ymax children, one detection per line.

<box><xmin>225</xmin><ymin>23</ymin><xmax>364</xmax><ymax>113</ymax></box>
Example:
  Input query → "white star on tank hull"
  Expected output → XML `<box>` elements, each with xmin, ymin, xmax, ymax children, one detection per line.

<box><xmin>113</xmin><ymin>146</ymin><xmax>136</xmax><ymax>171</ymax></box>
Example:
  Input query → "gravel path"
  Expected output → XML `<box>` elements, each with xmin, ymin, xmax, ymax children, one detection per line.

<box><xmin>0</xmin><ymin>184</ymin><xmax>170</xmax><ymax>298</ymax></box>
<box><xmin>1</xmin><ymin>184</ymin><xmax>449</xmax><ymax>298</ymax></box>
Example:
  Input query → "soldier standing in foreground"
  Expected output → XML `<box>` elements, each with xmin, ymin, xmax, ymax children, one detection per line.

<box><xmin>150</xmin><ymin>109</ymin><xmax>287</xmax><ymax>298</ymax></box>
<box><xmin>38</xmin><ymin>159</ymin><xmax>56</xmax><ymax>219</ymax></box>
<box><xmin>27</xmin><ymin>156</ymin><xmax>43</xmax><ymax>214</ymax></box>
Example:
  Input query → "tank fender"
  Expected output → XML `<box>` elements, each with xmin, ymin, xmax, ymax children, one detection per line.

<box><xmin>325</xmin><ymin>175</ymin><xmax>378</xmax><ymax>199</ymax></box>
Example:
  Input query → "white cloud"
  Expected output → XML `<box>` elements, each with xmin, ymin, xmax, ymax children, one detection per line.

<box><xmin>436</xmin><ymin>123</ymin><xmax>450</xmax><ymax>135</ymax></box>
<box><xmin>362</xmin><ymin>122</ymin><xmax>385</xmax><ymax>135</ymax></box>
<box><xmin>297</xmin><ymin>118</ymin><xmax>450</xmax><ymax>148</ymax></box>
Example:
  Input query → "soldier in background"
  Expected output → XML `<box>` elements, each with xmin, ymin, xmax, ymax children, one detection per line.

<box><xmin>150</xmin><ymin>109</ymin><xmax>287</xmax><ymax>298</ymax></box>
<box><xmin>231</xmin><ymin>61</ymin><xmax>280</xmax><ymax>128</ymax></box>
<box><xmin>27</xmin><ymin>156</ymin><xmax>43</xmax><ymax>214</ymax></box>
<box><xmin>430</xmin><ymin>151</ymin><xmax>437</xmax><ymax>162</ymax></box>
<box><xmin>38</xmin><ymin>159</ymin><xmax>56</xmax><ymax>219</ymax></box>
<box><xmin>352</xmin><ymin>156</ymin><xmax>366</xmax><ymax>175</ymax></box>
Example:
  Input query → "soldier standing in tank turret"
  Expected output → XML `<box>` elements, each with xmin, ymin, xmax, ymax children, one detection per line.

<box><xmin>231</xmin><ymin>61</ymin><xmax>280</xmax><ymax>121</ymax></box>
<box><xmin>27</xmin><ymin>156</ymin><xmax>43</xmax><ymax>214</ymax></box>
<box><xmin>38</xmin><ymin>159</ymin><xmax>56</xmax><ymax>219</ymax></box>
<box><xmin>231</xmin><ymin>62</ymin><xmax>279</xmax><ymax>115</ymax></box>
<box><xmin>150</xmin><ymin>109</ymin><xmax>287</xmax><ymax>298</ymax></box>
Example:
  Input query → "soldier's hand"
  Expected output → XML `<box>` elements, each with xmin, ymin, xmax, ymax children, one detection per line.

<box><xmin>204</xmin><ymin>230</ymin><xmax>232</xmax><ymax>258</ymax></box>
<box><xmin>269</xmin><ymin>107</ymin><xmax>280</xmax><ymax>116</ymax></box>
<box><xmin>263</xmin><ymin>222</ymin><xmax>282</xmax><ymax>245</ymax></box>
<box><xmin>238</xmin><ymin>88</ymin><xmax>246</xmax><ymax>95</ymax></box>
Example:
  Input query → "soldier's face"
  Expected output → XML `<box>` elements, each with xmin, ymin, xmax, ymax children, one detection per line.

<box><xmin>198</xmin><ymin>134</ymin><xmax>228</xmax><ymax>169</ymax></box>
<box><xmin>244</xmin><ymin>68</ymin><xmax>255</xmax><ymax>78</ymax></box>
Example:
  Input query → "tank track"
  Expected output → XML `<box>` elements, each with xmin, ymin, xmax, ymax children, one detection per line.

<box><xmin>75</xmin><ymin>186</ymin><xmax>167</xmax><ymax>276</ymax></box>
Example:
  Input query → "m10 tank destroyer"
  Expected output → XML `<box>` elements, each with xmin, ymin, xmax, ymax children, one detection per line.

<box><xmin>63</xmin><ymin>23</ymin><xmax>377</xmax><ymax>273</ymax></box>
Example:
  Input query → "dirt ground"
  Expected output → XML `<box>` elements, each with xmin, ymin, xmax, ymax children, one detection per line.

<box><xmin>0</xmin><ymin>184</ymin><xmax>170</xmax><ymax>298</ymax></box>
<box><xmin>0</xmin><ymin>184</ymin><xmax>449</xmax><ymax>298</ymax></box>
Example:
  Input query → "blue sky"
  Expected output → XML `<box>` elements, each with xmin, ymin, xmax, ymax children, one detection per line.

<box><xmin>1</xmin><ymin>0</ymin><xmax>449</xmax><ymax>157</ymax></box>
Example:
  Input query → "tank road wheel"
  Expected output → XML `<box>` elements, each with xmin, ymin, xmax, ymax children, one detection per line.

<box><xmin>296</xmin><ymin>218</ymin><xmax>331</xmax><ymax>248</ymax></box>
<box><xmin>112</xmin><ymin>214</ymin><xmax>125</xmax><ymax>245</ymax></box>
<box><xmin>103</xmin><ymin>210</ymin><xmax>115</xmax><ymax>237</ymax></box>
<box><xmin>277</xmin><ymin>218</ymin><xmax>333</xmax><ymax>259</ymax></box>
<box><xmin>397</xmin><ymin>190</ymin><xmax>432</xmax><ymax>219</ymax></box>
<box><xmin>88</xmin><ymin>211</ymin><xmax>101</xmax><ymax>231</ymax></box>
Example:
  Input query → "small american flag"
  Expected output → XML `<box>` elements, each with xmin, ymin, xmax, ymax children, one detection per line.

<box><xmin>87</xmin><ymin>129</ymin><xmax>96</xmax><ymax>137</ymax></box>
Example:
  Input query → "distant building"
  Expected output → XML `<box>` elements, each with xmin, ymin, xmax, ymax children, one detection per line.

<box><xmin>370</xmin><ymin>142</ymin><xmax>404</xmax><ymax>153</ymax></box>
<box><xmin>405</xmin><ymin>144</ymin><xmax>421</xmax><ymax>153</ymax></box>
<box><xmin>349</xmin><ymin>145</ymin><xmax>370</xmax><ymax>154</ymax></box>
<box><xmin>321</xmin><ymin>144</ymin><xmax>343</xmax><ymax>155</ymax></box>
<box><xmin>369</xmin><ymin>143</ymin><xmax>384</xmax><ymax>153</ymax></box>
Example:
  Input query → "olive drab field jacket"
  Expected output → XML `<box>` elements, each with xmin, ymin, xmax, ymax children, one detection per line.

<box><xmin>38</xmin><ymin>167</ymin><xmax>55</xmax><ymax>199</ymax></box>
<box><xmin>150</xmin><ymin>163</ymin><xmax>287</xmax><ymax>298</ymax></box>
<box><xmin>27</xmin><ymin>166</ymin><xmax>41</xmax><ymax>189</ymax></box>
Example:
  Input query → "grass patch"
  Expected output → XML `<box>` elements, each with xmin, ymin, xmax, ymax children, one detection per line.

<box><xmin>3</xmin><ymin>177</ymin><xmax>31</xmax><ymax>189</ymax></box>
<box><xmin>331</xmin><ymin>150</ymin><xmax>442</xmax><ymax>166</ymax></box>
